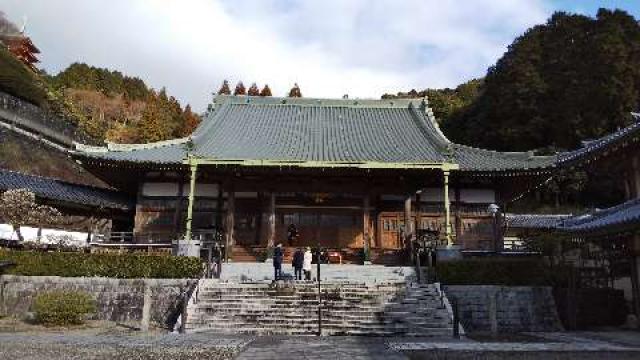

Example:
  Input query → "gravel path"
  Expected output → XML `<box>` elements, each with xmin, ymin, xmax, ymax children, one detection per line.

<box><xmin>1</xmin><ymin>328</ymin><xmax>639</xmax><ymax>360</ymax></box>
<box><xmin>0</xmin><ymin>332</ymin><xmax>250</xmax><ymax>360</ymax></box>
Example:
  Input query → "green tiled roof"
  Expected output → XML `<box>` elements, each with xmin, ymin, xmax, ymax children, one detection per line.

<box><xmin>75</xmin><ymin>95</ymin><xmax>556</xmax><ymax>172</ymax></box>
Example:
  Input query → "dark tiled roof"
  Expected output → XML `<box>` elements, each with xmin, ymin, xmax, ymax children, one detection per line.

<box><xmin>507</xmin><ymin>198</ymin><xmax>640</xmax><ymax>235</ymax></box>
<box><xmin>505</xmin><ymin>214</ymin><xmax>572</xmax><ymax>230</ymax></box>
<box><xmin>453</xmin><ymin>145</ymin><xmax>555</xmax><ymax>171</ymax></box>
<box><xmin>558</xmin><ymin>113</ymin><xmax>640</xmax><ymax>166</ymax></box>
<box><xmin>76</xmin><ymin>96</ymin><xmax>555</xmax><ymax>172</ymax></box>
<box><xmin>562</xmin><ymin>198</ymin><xmax>640</xmax><ymax>233</ymax></box>
<box><xmin>0</xmin><ymin>169</ymin><xmax>133</xmax><ymax>211</ymax></box>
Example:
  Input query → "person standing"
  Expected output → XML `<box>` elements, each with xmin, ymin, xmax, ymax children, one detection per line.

<box><xmin>287</xmin><ymin>224</ymin><xmax>298</xmax><ymax>246</ymax></box>
<box><xmin>292</xmin><ymin>247</ymin><xmax>304</xmax><ymax>280</ymax></box>
<box><xmin>303</xmin><ymin>246</ymin><xmax>312</xmax><ymax>280</ymax></box>
<box><xmin>273</xmin><ymin>243</ymin><xmax>283</xmax><ymax>280</ymax></box>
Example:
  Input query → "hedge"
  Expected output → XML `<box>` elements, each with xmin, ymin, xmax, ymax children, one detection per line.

<box><xmin>436</xmin><ymin>258</ymin><xmax>569</xmax><ymax>286</ymax></box>
<box><xmin>0</xmin><ymin>250</ymin><xmax>203</xmax><ymax>278</ymax></box>
<box><xmin>34</xmin><ymin>290</ymin><xmax>96</xmax><ymax>326</ymax></box>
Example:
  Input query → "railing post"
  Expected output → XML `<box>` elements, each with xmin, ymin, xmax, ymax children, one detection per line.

<box><xmin>185</xmin><ymin>157</ymin><xmax>198</xmax><ymax>242</ymax></box>
<box><xmin>452</xmin><ymin>298</ymin><xmax>460</xmax><ymax>339</ymax></box>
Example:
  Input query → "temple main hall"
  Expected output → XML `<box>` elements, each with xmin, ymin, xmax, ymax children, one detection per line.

<box><xmin>74</xmin><ymin>95</ymin><xmax>568</xmax><ymax>262</ymax></box>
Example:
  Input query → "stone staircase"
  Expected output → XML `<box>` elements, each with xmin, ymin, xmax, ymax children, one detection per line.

<box><xmin>183</xmin><ymin>280</ymin><xmax>456</xmax><ymax>336</ymax></box>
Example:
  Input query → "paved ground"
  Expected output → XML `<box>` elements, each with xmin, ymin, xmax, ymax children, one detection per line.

<box><xmin>1</xmin><ymin>326</ymin><xmax>639</xmax><ymax>359</ymax></box>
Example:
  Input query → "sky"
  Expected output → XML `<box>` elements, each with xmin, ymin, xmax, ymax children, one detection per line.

<box><xmin>1</xmin><ymin>0</ymin><xmax>639</xmax><ymax>111</ymax></box>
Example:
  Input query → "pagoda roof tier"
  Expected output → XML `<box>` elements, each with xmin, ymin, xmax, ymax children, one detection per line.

<box><xmin>75</xmin><ymin>95</ymin><xmax>557</xmax><ymax>173</ymax></box>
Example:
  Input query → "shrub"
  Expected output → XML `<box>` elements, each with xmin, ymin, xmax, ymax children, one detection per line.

<box><xmin>33</xmin><ymin>290</ymin><xmax>96</xmax><ymax>326</ymax></box>
<box><xmin>436</xmin><ymin>258</ymin><xmax>569</xmax><ymax>286</ymax></box>
<box><xmin>0</xmin><ymin>250</ymin><xmax>202</xmax><ymax>278</ymax></box>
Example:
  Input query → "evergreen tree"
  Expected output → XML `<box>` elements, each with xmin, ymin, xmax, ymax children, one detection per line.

<box><xmin>179</xmin><ymin>104</ymin><xmax>201</xmax><ymax>137</ymax></box>
<box><xmin>217</xmin><ymin>80</ymin><xmax>231</xmax><ymax>95</ymax></box>
<box><xmin>443</xmin><ymin>9</ymin><xmax>640</xmax><ymax>152</ymax></box>
<box><xmin>234</xmin><ymin>81</ymin><xmax>246</xmax><ymax>95</ymax></box>
<box><xmin>247</xmin><ymin>83</ymin><xmax>260</xmax><ymax>96</ymax></box>
<box><xmin>136</xmin><ymin>90</ymin><xmax>174</xmax><ymax>143</ymax></box>
<box><xmin>260</xmin><ymin>84</ymin><xmax>273</xmax><ymax>97</ymax></box>
<box><xmin>288</xmin><ymin>83</ymin><xmax>302</xmax><ymax>97</ymax></box>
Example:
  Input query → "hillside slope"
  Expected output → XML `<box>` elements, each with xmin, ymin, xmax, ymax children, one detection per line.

<box><xmin>0</xmin><ymin>128</ymin><xmax>105</xmax><ymax>187</ymax></box>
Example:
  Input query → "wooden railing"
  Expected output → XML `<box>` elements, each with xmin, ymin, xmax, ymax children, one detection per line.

<box><xmin>92</xmin><ymin>229</ymin><xmax>224</xmax><ymax>246</ymax></box>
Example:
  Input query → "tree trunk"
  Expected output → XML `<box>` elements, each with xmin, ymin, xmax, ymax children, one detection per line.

<box><xmin>13</xmin><ymin>225</ymin><xmax>24</xmax><ymax>242</ymax></box>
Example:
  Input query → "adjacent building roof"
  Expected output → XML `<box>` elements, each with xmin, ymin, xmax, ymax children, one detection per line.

<box><xmin>505</xmin><ymin>214</ymin><xmax>572</xmax><ymax>230</ymax></box>
<box><xmin>558</xmin><ymin>113</ymin><xmax>640</xmax><ymax>167</ymax></box>
<box><xmin>0</xmin><ymin>169</ymin><xmax>133</xmax><ymax>211</ymax></box>
<box><xmin>506</xmin><ymin>198</ymin><xmax>640</xmax><ymax>236</ymax></box>
<box><xmin>76</xmin><ymin>96</ymin><xmax>556</xmax><ymax>173</ymax></box>
<box><xmin>561</xmin><ymin>198</ymin><xmax>640</xmax><ymax>234</ymax></box>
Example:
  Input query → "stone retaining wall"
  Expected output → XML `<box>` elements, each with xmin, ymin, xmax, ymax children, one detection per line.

<box><xmin>443</xmin><ymin>285</ymin><xmax>563</xmax><ymax>333</ymax></box>
<box><xmin>0</xmin><ymin>275</ymin><xmax>194</xmax><ymax>328</ymax></box>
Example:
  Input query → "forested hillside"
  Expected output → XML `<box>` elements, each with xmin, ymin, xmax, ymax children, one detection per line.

<box><xmin>445</xmin><ymin>9</ymin><xmax>639</xmax><ymax>153</ymax></box>
<box><xmin>387</xmin><ymin>9</ymin><xmax>640</xmax><ymax>155</ymax></box>
<box><xmin>385</xmin><ymin>9</ymin><xmax>640</xmax><ymax>209</ymax></box>
<box><xmin>45</xmin><ymin>63</ymin><xmax>200</xmax><ymax>144</ymax></box>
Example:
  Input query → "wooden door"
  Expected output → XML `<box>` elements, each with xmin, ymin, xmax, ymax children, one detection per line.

<box><xmin>379</xmin><ymin>213</ymin><xmax>404</xmax><ymax>249</ymax></box>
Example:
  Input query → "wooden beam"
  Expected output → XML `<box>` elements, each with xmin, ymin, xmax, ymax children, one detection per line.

<box><xmin>188</xmin><ymin>157</ymin><xmax>460</xmax><ymax>171</ymax></box>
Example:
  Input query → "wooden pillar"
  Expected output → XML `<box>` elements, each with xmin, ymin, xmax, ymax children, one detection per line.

<box><xmin>224</xmin><ymin>184</ymin><xmax>235</xmax><ymax>262</ymax></box>
<box><xmin>415</xmin><ymin>192</ymin><xmax>421</xmax><ymax>237</ymax></box>
<box><xmin>184</xmin><ymin>159</ymin><xmax>198</xmax><ymax>241</ymax></box>
<box><xmin>267</xmin><ymin>191</ymin><xmax>276</xmax><ymax>249</ymax></box>
<box><xmin>631</xmin><ymin>233</ymin><xmax>640</xmax><ymax>316</ymax></box>
<box><xmin>632</xmin><ymin>156</ymin><xmax>640</xmax><ymax>199</ymax></box>
<box><xmin>374</xmin><ymin>194</ymin><xmax>382</xmax><ymax>249</ymax></box>
<box><xmin>173</xmin><ymin>175</ymin><xmax>185</xmax><ymax>238</ymax></box>
<box><xmin>215</xmin><ymin>181</ymin><xmax>223</xmax><ymax>230</ymax></box>
<box><xmin>363</xmin><ymin>195</ymin><xmax>371</xmax><ymax>256</ymax></box>
<box><xmin>443</xmin><ymin>170</ymin><xmax>452</xmax><ymax>246</ymax></box>
<box><xmin>454</xmin><ymin>187</ymin><xmax>462</xmax><ymax>248</ymax></box>
<box><xmin>404</xmin><ymin>195</ymin><xmax>413</xmax><ymax>252</ymax></box>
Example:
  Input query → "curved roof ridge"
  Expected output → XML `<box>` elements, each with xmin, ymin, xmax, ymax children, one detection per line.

<box><xmin>74</xmin><ymin>137</ymin><xmax>189</xmax><ymax>153</ymax></box>
<box><xmin>558</xmin><ymin>113</ymin><xmax>640</xmax><ymax>165</ymax></box>
<box><xmin>451</xmin><ymin>142</ymin><xmax>553</xmax><ymax>159</ymax></box>
<box><xmin>212</xmin><ymin>94</ymin><xmax>425</xmax><ymax>108</ymax></box>
<box><xmin>406</xmin><ymin>103</ymin><xmax>450</xmax><ymax>160</ymax></box>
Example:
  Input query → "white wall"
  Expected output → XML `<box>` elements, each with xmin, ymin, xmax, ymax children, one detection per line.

<box><xmin>0</xmin><ymin>224</ymin><xmax>91</xmax><ymax>246</ymax></box>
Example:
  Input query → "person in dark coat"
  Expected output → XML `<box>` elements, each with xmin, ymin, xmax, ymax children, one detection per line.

<box><xmin>292</xmin><ymin>247</ymin><xmax>304</xmax><ymax>280</ymax></box>
<box><xmin>273</xmin><ymin>243</ymin><xmax>283</xmax><ymax>280</ymax></box>
<box><xmin>287</xmin><ymin>224</ymin><xmax>298</xmax><ymax>246</ymax></box>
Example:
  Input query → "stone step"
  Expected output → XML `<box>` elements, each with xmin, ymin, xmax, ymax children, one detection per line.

<box><xmin>184</xmin><ymin>279</ymin><xmax>453</xmax><ymax>336</ymax></box>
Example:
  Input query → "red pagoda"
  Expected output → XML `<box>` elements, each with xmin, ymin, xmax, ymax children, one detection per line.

<box><xmin>0</xmin><ymin>33</ymin><xmax>40</xmax><ymax>71</ymax></box>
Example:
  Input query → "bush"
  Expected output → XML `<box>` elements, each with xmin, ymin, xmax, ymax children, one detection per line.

<box><xmin>0</xmin><ymin>250</ymin><xmax>202</xmax><ymax>278</ymax></box>
<box><xmin>436</xmin><ymin>258</ymin><xmax>568</xmax><ymax>286</ymax></box>
<box><xmin>33</xmin><ymin>290</ymin><xmax>96</xmax><ymax>326</ymax></box>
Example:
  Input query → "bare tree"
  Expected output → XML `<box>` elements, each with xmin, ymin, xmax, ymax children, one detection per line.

<box><xmin>0</xmin><ymin>189</ymin><xmax>61</xmax><ymax>242</ymax></box>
